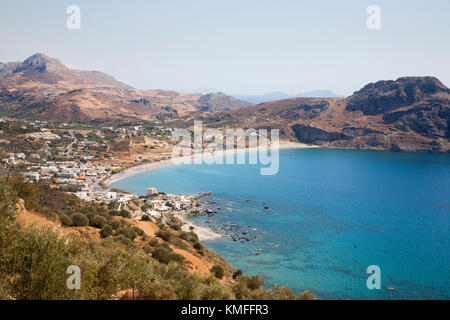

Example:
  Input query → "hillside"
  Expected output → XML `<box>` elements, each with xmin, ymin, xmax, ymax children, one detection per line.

<box><xmin>191</xmin><ymin>77</ymin><xmax>449</xmax><ymax>152</ymax></box>
<box><xmin>0</xmin><ymin>175</ymin><xmax>315</xmax><ymax>300</ymax></box>
<box><xmin>0</xmin><ymin>53</ymin><xmax>252</xmax><ymax>122</ymax></box>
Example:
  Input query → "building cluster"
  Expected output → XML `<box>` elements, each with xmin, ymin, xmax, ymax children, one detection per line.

<box><xmin>22</xmin><ymin>160</ymin><xmax>132</xmax><ymax>203</ymax></box>
<box><xmin>25</xmin><ymin>131</ymin><xmax>61</xmax><ymax>140</ymax></box>
<box><xmin>142</xmin><ymin>187</ymin><xmax>194</xmax><ymax>218</ymax></box>
<box><xmin>2</xmin><ymin>152</ymin><xmax>25</xmax><ymax>165</ymax></box>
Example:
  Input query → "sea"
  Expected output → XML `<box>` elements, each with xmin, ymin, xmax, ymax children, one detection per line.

<box><xmin>110</xmin><ymin>148</ymin><xmax>450</xmax><ymax>299</ymax></box>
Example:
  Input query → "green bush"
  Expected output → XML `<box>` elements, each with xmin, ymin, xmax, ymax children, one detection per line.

<box><xmin>232</xmin><ymin>269</ymin><xmax>243</xmax><ymax>279</ymax></box>
<box><xmin>156</xmin><ymin>229</ymin><xmax>173</xmax><ymax>242</ymax></box>
<box><xmin>193</xmin><ymin>241</ymin><xmax>203</xmax><ymax>250</ymax></box>
<box><xmin>210</xmin><ymin>265</ymin><xmax>225</xmax><ymax>279</ymax></box>
<box><xmin>152</xmin><ymin>244</ymin><xmax>174</xmax><ymax>264</ymax></box>
<box><xmin>132</xmin><ymin>226</ymin><xmax>144</xmax><ymax>237</ymax></box>
<box><xmin>244</xmin><ymin>275</ymin><xmax>264</xmax><ymax>290</ymax></box>
<box><xmin>109</xmin><ymin>210</ymin><xmax>119</xmax><ymax>216</ymax></box>
<box><xmin>113</xmin><ymin>234</ymin><xmax>135</xmax><ymax>248</ymax></box>
<box><xmin>109</xmin><ymin>220</ymin><xmax>120</xmax><ymax>230</ymax></box>
<box><xmin>58</xmin><ymin>214</ymin><xmax>72</xmax><ymax>227</ymax></box>
<box><xmin>89</xmin><ymin>215</ymin><xmax>107</xmax><ymax>228</ymax></box>
<box><xmin>118</xmin><ymin>209</ymin><xmax>131</xmax><ymax>218</ymax></box>
<box><xmin>180</xmin><ymin>231</ymin><xmax>199</xmax><ymax>243</ymax></box>
<box><xmin>116</xmin><ymin>227</ymin><xmax>137</xmax><ymax>241</ymax></box>
<box><xmin>148</xmin><ymin>237</ymin><xmax>159</xmax><ymax>247</ymax></box>
<box><xmin>271</xmin><ymin>285</ymin><xmax>296</xmax><ymax>300</ymax></box>
<box><xmin>297</xmin><ymin>290</ymin><xmax>316</xmax><ymax>300</ymax></box>
<box><xmin>141</xmin><ymin>215</ymin><xmax>151</xmax><ymax>221</ymax></box>
<box><xmin>100</xmin><ymin>225</ymin><xmax>113</xmax><ymax>238</ymax></box>
<box><xmin>72</xmin><ymin>213</ymin><xmax>89</xmax><ymax>227</ymax></box>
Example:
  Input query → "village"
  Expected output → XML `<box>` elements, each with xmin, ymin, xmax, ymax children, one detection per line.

<box><xmin>0</xmin><ymin>118</ymin><xmax>202</xmax><ymax>223</ymax></box>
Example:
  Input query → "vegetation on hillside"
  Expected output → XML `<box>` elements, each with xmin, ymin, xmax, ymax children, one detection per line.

<box><xmin>0</xmin><ymin>174</ymin><xmax>316</xmax><ymax>300</ymax></box>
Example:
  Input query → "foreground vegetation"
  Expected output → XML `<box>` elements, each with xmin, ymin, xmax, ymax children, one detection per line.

<box><xmin>0</xmin><ymin>175</ymin><xmax>315</xmax><ymax>300</ymax></box>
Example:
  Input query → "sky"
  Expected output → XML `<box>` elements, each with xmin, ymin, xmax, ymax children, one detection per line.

<box><xmin>0</xmin><ymin>0</ymin><xmax>449</xmax><ymax>96</ymax></box>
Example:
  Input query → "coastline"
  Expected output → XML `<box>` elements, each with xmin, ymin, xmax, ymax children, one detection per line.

<box><xmin>105</xmin><ymin>140</ymin><xmax>316</xmax><ymax>185</ymax></box>
<box><xmin>178</xmin><ymin>214</ymin><xmax>222</xmax><ymax>241</ymax></box>
<box><xmin>105</xmin><ymin>140</ymin><xmax>316</xmax><ymax>242</ymax></box>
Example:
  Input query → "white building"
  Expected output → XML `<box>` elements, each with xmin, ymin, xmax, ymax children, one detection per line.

<box><xmin>146</xmin><ymin>187</ymin><xmax>158</xmax><ymax>196</ymax></box>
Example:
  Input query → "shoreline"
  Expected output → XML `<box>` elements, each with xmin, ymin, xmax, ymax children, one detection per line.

<box><xmin>178</xmin><ymin>214</ymin><xmax>222</xmax><ymax>241</ymax></box>
<box><xmin>105</xmin><ymin>140</ymin><xmax>317</xmax><ymax>242</ymax></box>
<box><xmin>105</xmin><ymin>140</ymin><xmax>317</xmax><ymax>186</ymax></box>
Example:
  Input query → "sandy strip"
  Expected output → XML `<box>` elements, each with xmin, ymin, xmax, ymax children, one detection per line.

<box><xmin>178</xmin><ymin>214</ymin><xmax>222</xmax><ymax>241</ymax></box>
<box><xmin>105</xmin><ymin>140</ymin><xmax>315</xmax><ymax>185</ymax></box>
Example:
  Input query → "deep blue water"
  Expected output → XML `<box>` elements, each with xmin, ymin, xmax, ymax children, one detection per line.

<box><xmin>111</xmin><ymin>148</ymin><xmax>450</xmax><ymax>299</ymax></box>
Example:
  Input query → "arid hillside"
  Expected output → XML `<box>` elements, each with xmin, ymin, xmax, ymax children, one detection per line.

<box><xmin>0</xmin><ymin>53</ymin><xmax>252</xmax><ymax>122</ymax></box>
<box><xmin>185</xmin><ymin>77</ymin><xmax>449</xmax><ymax>152</ymax></box>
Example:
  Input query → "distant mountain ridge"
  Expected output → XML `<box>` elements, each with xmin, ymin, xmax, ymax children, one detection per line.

<box><xmin>0</xmin><ymin>53</ymin><xmax>251</xmax><ymax>121</ymax></box>
<box><xmin>234</xmin><ymin>90</ymin><xmax>341</xmax><ymax>104</ymax></box>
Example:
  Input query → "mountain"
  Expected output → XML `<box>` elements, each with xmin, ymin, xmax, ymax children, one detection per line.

<box><xmin>296</xmin><ymin>90</ymin><xmax>341</xmax><ymax>98</ymax></box>
<box><xmin>234</xmin><ymin>90</ymin><xmax>340</xmax><ymax>104</ymax></box>
<box><xmin>193</xmin><ymin>77</ymin><xmax>449</xmax><ymax>152</ymax></box>
<box><xmin>195</xmin><ymin>92</ymin><xmax>252</xmax><ymax>111</ymax></box>
<box><xmin>0</xmin><ymin>53</ymin><xmax>251</xmax><ymax>121</ymax></box>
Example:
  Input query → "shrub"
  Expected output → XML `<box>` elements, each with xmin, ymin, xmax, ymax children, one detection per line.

<box><xmin>109</xmin><ymin>220</ymin><xmax>120</xmax><ymax>230</ymax></box>
<box><xmin>109</xmin><ymin>210</ymin><xmax>120</xmax><ymax>216</ymax></box>
<box><xmin>156</xmin><ymin>229</ymin><xmax>172</xmax><ymax>242</ymax></box>
<box><xmin>210</xmin><ymin>265</ymin><xmax>225</xmax><ymax>279</ymax></box>
<box><xmin>72</xmin><ymin>213</ymin><xmax>89</xmax><ymax>227</ymax></box>
<box><xmin>118</xmin><ymin>209</ymin><xmax>131</xmax><ymax>218</ymax></box>
<box><xmin>170</xmin><ymin>253</ymin><xmax>185</xmax><ymax>264</ymax></box>
<box><xmin>148</xmin><ymin>237</ymin><xmax>159</xmax><ymax>247</ymax></box>
<box><xmin>193</xmin><ymin>241</ymin><xmax>203</xmax><ymax>250</ymax></box>
<box><xmin>297</xmin><ymin>290</ymin><xmax>316</xmax><ymax>300</ymax></box>
<box><xmin>143</xmin><ymin>245</ymin><xmax>153</xmax><ymax>255</ymax></box>
<box><xmin>168</xmin><ymin>222</ymin><xmax>181</xmax><ymax>231</ymax></box>
<box><xmin>271</xmin><ymin>285</ymin><xmax>296</xmax><ymax>300</ymax></box>
<box><xmin>58</xmin><ymin>213</ymin><xmax>72</xmax><ymax>227</ymax></box>
<box><xmin>141</xmin><ymin>215</ymin><xmax>151</xmax><ymax>221</ymax></box>
<box><xmin>180</xmin><ymin>231</ymin><xmax>199</xmax><ymax>243</ymax></box>
<box><xmin>244</xmin><ymin>275</ymin><xmax>264</xmax><ymax>290</ymax></box>
<box><xmin>132</xmin><ymin>226</ymin><xmax>144</xmax><ymax>237</ymax></box>
<box><xmin>89</xmin><ymin>215</ymin><xmax>107</xmax><ymax>228</ymax></box>
<box><xmin>113</xmin><ymin>234</ymin><xmax>135</xmax><ymax>248</ymax></box>
<box><xmin>100</xmin><ymin>225</ymin><xmax>113</xmax><ymax>238</ymax></box>
<box><xmin>116</xmin><ymin>227</ymin><xmax>137</xmax><ymax>241</ymax></box>
<box><xmin>152</xmin><ymin>244</ymin><xmax>174</xmax><ymax>264</ymax></box>
<box><xmin>232</xmin><ymin>269</ymin><xmax>243</xmax><ymax>279</ymax></box>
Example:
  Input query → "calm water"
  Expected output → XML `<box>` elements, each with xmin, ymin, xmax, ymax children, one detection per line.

<box><xmin>111</xmin><ymin>149</ymin><xmax>450</xmax><ymax>299</ymax></box>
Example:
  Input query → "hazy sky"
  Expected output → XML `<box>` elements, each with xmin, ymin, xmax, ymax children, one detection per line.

<box><xmin>1</xmin><ymin>0</ymin><xmax>449</xmax><ymax>95</ymax></box>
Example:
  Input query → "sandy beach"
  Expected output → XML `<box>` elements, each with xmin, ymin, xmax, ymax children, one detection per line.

<box><xmin>178</xmin><ymin>214</ymin><xmax>222</xmax><ymax>241</ymax></box>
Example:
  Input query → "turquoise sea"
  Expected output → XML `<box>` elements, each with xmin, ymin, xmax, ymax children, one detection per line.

<box><xmin>111</xmin><ymin>148</ymin><xmax>450</xmax><ymax>299</ymax></box>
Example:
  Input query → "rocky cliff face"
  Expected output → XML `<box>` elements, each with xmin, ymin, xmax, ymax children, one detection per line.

<box><xmin>292</xmin><ymin>124</ymin><xmax>351</xmax><ymax>144</ymax></box>
<box><xmin>345</xmin><ymin>77</ymin><xmax>450</xmax><ymax>141</ymax></box>
<box><xmin>345</xmin><ymin>77</ymin><xmax>450</xmax><ymax>115</ymax></box>
<box><xmin>211</xmin><ymin>77</ymin><xmax>450</xmax><ymax>152</ymax></box>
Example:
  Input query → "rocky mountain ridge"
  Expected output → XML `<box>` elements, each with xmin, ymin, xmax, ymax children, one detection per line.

<box><xmin>190</xmin><ymin>77</ymin><xmax>449</xmax><ymax>152</ymax></box>
<box><xmin>0</xmin><ymin>53</ymin><xmax>252</xmax><ymax>121</ymax></box>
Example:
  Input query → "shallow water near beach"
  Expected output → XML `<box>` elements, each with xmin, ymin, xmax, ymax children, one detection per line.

<box><xmin>111</xmin><ymin>148</ymin><xmax>450</xmax><ymax>299</ymax></box>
